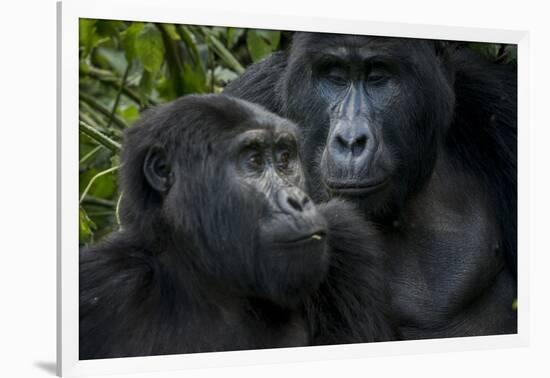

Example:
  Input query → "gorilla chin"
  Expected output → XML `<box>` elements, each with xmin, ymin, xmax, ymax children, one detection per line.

<box><xmin>324</xmin><ymin>177</ymin><xmax>391</xmax><ymax>196</ymax></box>
<box><xmin>323</xmin><ymin>172</ymin><xmax>398</xmax><ymax>219</ymax></box>
<box><xmin>258</xmin><ymin>217</ymin><xmax>330</xmax><ymax>303</ymax></box>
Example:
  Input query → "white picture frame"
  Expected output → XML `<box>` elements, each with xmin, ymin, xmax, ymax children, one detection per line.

<box><xmin>57</xmin><ymin>0</ymin><xmax>529</xmax><ymax>376</ymax></box>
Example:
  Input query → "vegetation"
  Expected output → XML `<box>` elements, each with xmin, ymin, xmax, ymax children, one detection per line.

<box><xmin>78</xmin><ymin>18</ymin><xmax>516</xmax><ymax>245</ymax></box>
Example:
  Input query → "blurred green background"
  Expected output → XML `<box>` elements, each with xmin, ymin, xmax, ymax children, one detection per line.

<box><xmin>78</xmin><ymin>18</ymin><xmax>517</xmax><ymax>245</ymax></box>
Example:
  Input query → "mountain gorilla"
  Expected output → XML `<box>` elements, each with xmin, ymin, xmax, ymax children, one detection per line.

<box><xmin>79</xmin><ymin>94</ymin><xmax>394</xmax><ymax>360</ymax></box>
<box><xmin>225</xmin><ymin>33</ymin><xmax>517</xmax><ymax>339</ymax></box>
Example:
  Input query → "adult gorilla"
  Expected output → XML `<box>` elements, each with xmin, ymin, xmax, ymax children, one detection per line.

<box><xmin>225</xmin><ymin>33</ymin><xmax>517</xmax><ymax>339</ymax></box>
<box><xmin>80</xmin><ymin>94</ymin><xmax>394</xmax><ymax>360</ymax></box>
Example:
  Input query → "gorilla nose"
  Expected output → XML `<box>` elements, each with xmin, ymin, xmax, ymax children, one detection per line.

<box><xmin>328</xmin><ymin>119</ymin><xmax>372</xmax><ymax>164</ymax></box>
<box><xmin>334</xmin><ymin>132</ymin><xmax>368</xmax><ymax>157</ymax></box>
<box><xmin>278</xmin><ymin>188</ymin><xmax>313</xmax><ymax>215</ymax></box>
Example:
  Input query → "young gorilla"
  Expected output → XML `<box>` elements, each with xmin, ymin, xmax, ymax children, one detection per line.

<box><xmin>79</xmin><ymin>94</ymin><xmax>394</xmax><ymax>360</ymax></box>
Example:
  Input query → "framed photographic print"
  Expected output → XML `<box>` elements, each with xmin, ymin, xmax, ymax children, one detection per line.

<box><xmin>57</xmin><ymin>0</ymin><xmax>529</xmax><ymax>376</ymax></box>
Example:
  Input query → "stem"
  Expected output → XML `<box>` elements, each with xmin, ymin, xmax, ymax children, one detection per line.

<box><xmin>79</xmin><ymin>145</ymin><xmax>104</xmax><ymax>165</ymax></box>
<box><xmin>79</xmin><ymin>110</ymin><xmax>122</xmax><ymax>139</ymax></box>
<box><xmin>106</xmin><ymin>62</ymin><xmax>132</xmax><ymax>129</ymax></box>
<box><xmin>87</xmin><ymin>210</ymin><xmax>118</xmax><ymax>217</ymax></box>
<box><xmin>79</xmin><ymin>92</ymin><xmax>129</xmax><ymax>129</ymax></box>
<box><xmin>81</xmin><ymin>65</ymin><xmax>157</xmax><ymax>107</ymax></box>
<box><xmin>79</xmin><ymin>165</ymin><xmax>120</xmax><ymax>205</ymax></box>
<box><xmin>80</xmin><ymin>102</ymin><xmax>107</xmax><ymax>127</ymax></box>
<box><xmin>177</xmin><ymin>25</ymin><xmax>205</xmax><ymax>73</ymax></box>
<box><xmin>82</xmin><ymin>195</ymin><xmax>116</xmax><ymax>208</ymax></box>
<box><xmin>209</xmin><ymin>48</ymin><xmax>215</xmax><ymax>92</ymax></box>
<box><xmin>79</xmin><ymin>121</ymin><xmax>121</xmax><ymax>152</ymax></box>
<box><xmin>157</xmin><ymin>23</ymin><xmax>185</xmax><ymax>96</ymax></box>
<box><xmin>201</xmin><ymin>27</ymin><xmax>245</xmax><ymax>74</ymax></box>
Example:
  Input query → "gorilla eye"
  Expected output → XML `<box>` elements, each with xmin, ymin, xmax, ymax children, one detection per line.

<box><xmin>248</xmin><ymin>153</ymin><xmax>264</xmax><ymax>169</ymax></box>
<box><xmin>318</xmin><ymin>63</ymin><xmax>348</xmax><ymax>86</ymax></box>
<box><xmin>326</xmin><ymin>71</ymin><xmax>347</xmax><ymax>86</ymax></box>
<box><xmin>368</xmin><ymin>72</ymin><xmax>389</xmax><ymax>85</ymax></box>
<box><xmin>367</xmin><ymin>65</ymin><xmax>391</xmax><ymax>86</ymax></box>
<box><xmin>278</xmin><ymin>151</ymin><xmax>290</xmax><ymax>169</ymax></box>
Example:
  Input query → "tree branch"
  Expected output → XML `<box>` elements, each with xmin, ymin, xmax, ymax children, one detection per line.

<box><xmin>107</xmin><ymin>62</ymin><xmax>132</xmax><ymax>129</ymax></box>
<box><xmin>80</xmin><ymin>65</ymin><xmax>157</xmax><ymax>107</ymax></box>
<box><xmin>82</xmin><ymin>195</ymin><xmax>116</xmax><ymax>208</ymax></box>
<box><xmin>79</xmin><ymin>165</ymin><xmax>121</xmax><ymax>204</ymax></box>
<box><xmin>79</xmin><ymin>120</ymin><xmax>121</xmax><ymax>153</ymax></box>
<box><xmin>200</xmin><ymin>27</ymin><xmax>245</xmax><ymax>74</ymax></box>
<box><xmin>79</xmin><ymin>93</ymin><xmax>129</xmax><ymax>129</ymax></box>
<box><xmin>79</xmin><ymin>145</ymin><xmax>104</xmax><ymax>165</ymax></box>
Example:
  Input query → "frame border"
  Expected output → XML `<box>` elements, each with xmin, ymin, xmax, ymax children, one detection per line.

<box><xmin>57</xmin><ymin>0</ymin><xmax>529</xmax><ymax>376</ymax></box>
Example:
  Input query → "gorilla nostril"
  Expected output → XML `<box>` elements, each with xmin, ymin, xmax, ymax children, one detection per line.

<box><xmin>278</xmin><ymin>190</ymin><xmax>309</xmax><ymax>215</ymax></box>
<box><xmin>352</xmin><ymin>135</ymin><xmax>367</xmax><ymax>157</ymax></box>
<box><xmin>287</xmin><ymin>196</ymin><xmax>303</xmax><ymax>212</ymax></box>
<box><xmin>335</xmin><ymin>134</ymin><xmax>348</xmax><ymax>150</ymax></box>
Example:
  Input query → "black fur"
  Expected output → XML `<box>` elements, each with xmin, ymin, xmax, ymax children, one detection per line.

<box><xmin>79</xmin><ymin>94</ymin><xmax>394</xmax><ymax>360</ymax></box>
<box><xmin>306</xmin><ymin>199</ymin><xmax>395</xmax><ymax>344</ymax></box>
<box><xmin>225</xmin><ymin>33</ymin><xmax>517</xmax><ymax>339</ymax></box>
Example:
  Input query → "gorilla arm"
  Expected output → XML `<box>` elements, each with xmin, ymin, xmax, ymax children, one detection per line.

<box><xmin>304</xmin><ymin>199</ymin><xmax>396</xmax><ymax>344</ymax></box>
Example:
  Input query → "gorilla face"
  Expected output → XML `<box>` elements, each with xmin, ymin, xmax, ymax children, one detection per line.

<box><xmin>281</xmin><ymin>34</ymin><xmax>455</xmax><ymax>217</ymax></box>
<box><xmin>137</xmin><ymin>95</ymin><xmax>329</xmax><ymax>305</ymax></box>
<box><xmin>226</xmin><ymin>126</ymin><xmax>329</xmax><ymax>303</ymax></box>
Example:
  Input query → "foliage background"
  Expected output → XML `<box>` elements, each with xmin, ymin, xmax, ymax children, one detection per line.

<box><xmin>78</xmin><ymin>18</ymin><xmax>517</xmax><ymax>245</ymax></box>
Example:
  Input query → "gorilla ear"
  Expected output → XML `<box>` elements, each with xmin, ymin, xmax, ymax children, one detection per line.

<box><xmin>143</xmin><ymin>146</ymin><xmax>173</xmax><ymax>193</ymax></box>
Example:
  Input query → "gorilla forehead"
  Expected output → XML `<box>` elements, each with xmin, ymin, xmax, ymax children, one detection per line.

<box><xmin>148</xmin><ymin>94</ymin><xmax>298</xmax><ymax>145</ymax></box>
<box><xmin>291</xmin><ymin>32</ymin><xmax>435</xmax><ymax>63</ymax></box>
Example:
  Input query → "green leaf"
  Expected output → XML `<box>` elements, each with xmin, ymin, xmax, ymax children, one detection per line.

<box><xmin>163</xmin><ymin>24</ymin><xmax>181</xmax><ymax>41</ymax></box>
<box><xmin>257</xmin><ymin>30</ymin><xmax>280</xmax><ymax>49</ymax></box>
<box><xmin>79</xmin><ymin>18</ymin><xmax>99</xmax><ymax>58</ymax></box>
<box><xmin>246</xmin><ymin>30</ymin><xmax>281</xmax><ymax>62</ymax></box>
<box><xmin>135</xmin><ymin>23</ymin><xmax>165</xmax><ymax>73</ymax></box>
<box><xmin>95</xmin><ymin>20</ymin><xmax>125</xmax><ymax>44</ymax></box>
<box><xmin>123</xmin><ymin>22</ymin><xmax>144</xmax><ymax>61</ymax></box>
<box><xmin>119</xmin><ymin>105</ymin><xmax>140</xmax><ymax>124</ymax></box>
<box><xmin>501</xmin><ymin>45</ymin><xmax>518</xmax><ymax>64</ymax></box>
<box><xmin>79</xmin><ymin>206</ymin><xmax>97</xmax><ymax>243</ymax></box>
<box><xmin>95</xmin><ymin>47</ymin><xmax>127</xmax><ymax>76</ymax></box>
<box><xmin>213</xmin><ymin>67</ymin><xmax>238</xmax><ymax>85</ymax></box>
<box><xmin>156</xmin><ymin>74</ymin><xmax>176</xmax><ymax>100</ymax></box>
<box><xmin>182</xmin><ymin>63</ymin><xmax>207</xmax><ymax>94</ymax></box>
<box><xmin>210</xmin><ymin>27</ymin><xmax>227</xmax><ymax>39</ymax></box>
<box><xmin>139</xmin><ymin>69</ymin><xmax>155</xmax><ymax>97</ymax></box>
<box><xmin>80</xmin><ymin>167</ymin><xmax>117</xmax><ymax>199</ymax></box>
<box><xmin>226</xmin><ymin>28</ymin><xmax>244</xmax><ymax>49</ymax></box>
<box><xmin>110</xmin><ymin>155</ymin><xmax>121</xmax><ymax>167</ymax></box>
<box><xmin>470</xmin><ymin>43</ymin><xmax>501</xmax><ymax>62</ymax></box>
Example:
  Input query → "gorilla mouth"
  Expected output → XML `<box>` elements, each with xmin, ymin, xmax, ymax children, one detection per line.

<box><xmin>325</xmin><ymin>177</ymin><xmax>389</xmax><ymax>196</ymax></box>
<box><xmin>275</xmin><ymin>230</ymin><xmax>327</xmax><ymax>246</ymax></box>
